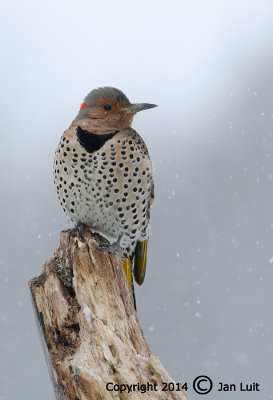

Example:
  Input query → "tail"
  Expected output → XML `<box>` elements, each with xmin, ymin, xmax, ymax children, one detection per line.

<box><xmin>122</xmin><ymin>239</ymin><xmax>148</xmax><ymax>310</ymax></box>
<box><xmin>122</xmin><ymin>256</ymin><xmax>136</xmax><ymax>310</ymax></box>
<box><xmin>122</xmin><ymin>256</ymin><xmax>133</xmax><ymax>291</ymax></box>
<box><xmin>133</xmin><ymin>239</ymin><xmax>147</xmax><ymax>286</ymax></box>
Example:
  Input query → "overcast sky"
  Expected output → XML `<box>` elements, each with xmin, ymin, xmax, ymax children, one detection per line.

<box><xmin>1</xmin><ymin>1</ymin><xmax>273</xmax><ymax>399</ymax></box>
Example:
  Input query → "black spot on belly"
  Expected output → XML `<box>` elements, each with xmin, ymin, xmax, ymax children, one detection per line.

<box><xmin>76</xmin><ymin>126</ymin><xmax>119</xmax><ymax>153</ymax></box>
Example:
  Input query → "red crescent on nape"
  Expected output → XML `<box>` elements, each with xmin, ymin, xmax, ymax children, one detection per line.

<box><xmin>79</xmin><ymin>102</ymin><xmax>87</xmax><ymax>112</ymax></box>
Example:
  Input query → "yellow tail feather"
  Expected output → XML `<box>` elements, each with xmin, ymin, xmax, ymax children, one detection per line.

<box><xmin>122</xmin><ymin>239</ymin><xmax>148</xmax><ymax>290</ymax></box>
<box><xmin>133</xmin><ymin>239</ymin><xmax>148</xmax><ymax>286</ymax></box>
<box><xmin>122</xmin><ymin>256</ymin><xmax>133</xmax><ymax>291</ymax></box>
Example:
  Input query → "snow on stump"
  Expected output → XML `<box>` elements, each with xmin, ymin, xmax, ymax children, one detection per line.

<box><xmin>29</xmin><ymin>228</ymin><xmax>187</xmax><ymax>400</ymax></box>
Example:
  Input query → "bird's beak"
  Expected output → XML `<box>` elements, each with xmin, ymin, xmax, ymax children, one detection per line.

<box><xmin>122</xmin><ymin>103</ymin><xmax>158</xmax><ymax>114</ymax></box>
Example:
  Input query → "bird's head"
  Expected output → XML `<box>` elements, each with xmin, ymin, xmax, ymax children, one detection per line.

<box><xmin>74</xmin><ymin>87</ymin><xmax>157</xmax><ymax>130</ymax></box>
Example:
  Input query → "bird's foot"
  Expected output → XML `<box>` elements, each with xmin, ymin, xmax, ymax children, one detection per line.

<box><xmin>100</xmin><ymin>235</ymin><xmax>122</xmax><ymax>253</ymax></box>
<box><xmin>68</xmin><ymin>223</ymin><xmax>85</xmax><ymax>241</ymax></box>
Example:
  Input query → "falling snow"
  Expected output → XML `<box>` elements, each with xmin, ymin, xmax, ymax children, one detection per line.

<box><xmin>2</xmin><ymin>2</ymin><xmax>273</xmax><ymax>399</ymax></box>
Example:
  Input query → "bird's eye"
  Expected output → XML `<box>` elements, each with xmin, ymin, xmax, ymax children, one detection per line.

<box><xmin>104</xmin><ymin>104</ymin><xmax>112</xmax><ymax>111</ymax></box>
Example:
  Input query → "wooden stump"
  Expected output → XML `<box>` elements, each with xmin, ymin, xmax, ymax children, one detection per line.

<box><xmin>29</xmin><ymin>228</ymin><xmax>187</xmax><ymax>400</ymax></box>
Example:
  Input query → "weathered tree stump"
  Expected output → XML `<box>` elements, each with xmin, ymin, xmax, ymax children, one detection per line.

<box><xmin>29</xmin><ymin>228</ymin><xmax>187</xmax><ymax>400</ymax></box>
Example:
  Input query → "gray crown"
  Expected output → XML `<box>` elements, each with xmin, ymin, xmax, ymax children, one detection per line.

<box><xmin>84</xmin><ymin>87</ymin><xmax>130</xmax><ymax>107</ymax></box>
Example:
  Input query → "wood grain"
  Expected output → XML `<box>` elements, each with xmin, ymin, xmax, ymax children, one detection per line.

<box><xmin>29</xmin><ymin>228</ymin><xmax>187</xmax><ymax>400</ymax></box>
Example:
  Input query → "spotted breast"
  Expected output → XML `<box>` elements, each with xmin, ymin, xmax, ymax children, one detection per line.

<box><xmin>54</xmin><ymin>126</ymin><xmax>153</xmax><ymax>254</ymax></box>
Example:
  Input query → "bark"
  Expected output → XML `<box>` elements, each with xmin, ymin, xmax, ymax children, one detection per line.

<box><xmin>29</xmin><ymin>228</ymin><xmax>187</xmax><ymax>400</ymax></box>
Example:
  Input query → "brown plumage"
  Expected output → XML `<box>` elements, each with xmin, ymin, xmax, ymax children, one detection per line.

<box><xmin>53</xmin><ymin>87</ymin><xmax>156</xmax><ymax>297</ymax></box>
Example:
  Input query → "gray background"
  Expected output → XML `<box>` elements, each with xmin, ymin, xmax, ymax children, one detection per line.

<box><xmin>1</xmin><ymin>0</ymin><xmax>273</xmax><ymax>399</ymax></box>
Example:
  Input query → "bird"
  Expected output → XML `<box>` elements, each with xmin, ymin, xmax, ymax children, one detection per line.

<box><xmin>54</xmin><ymin>87</ymin><xmax>157</xmax><ymax>303</ymax></box>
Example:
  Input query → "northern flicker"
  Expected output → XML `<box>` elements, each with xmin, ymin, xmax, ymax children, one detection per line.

<box><xmin>54</xmin><ymin>87</ymin><xmax>156</xmax><ymax>299</ymax></box>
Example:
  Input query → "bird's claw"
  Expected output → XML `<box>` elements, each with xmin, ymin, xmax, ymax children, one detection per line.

<box><xmin>100</xmin><ymin>235</ymin><xmax>122</xmax><ymax>253</ymax></box>
<box><xmin>68</xmin><ymin>224</ymin><xmax>85</xmax><ymax>241</ymax></box>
